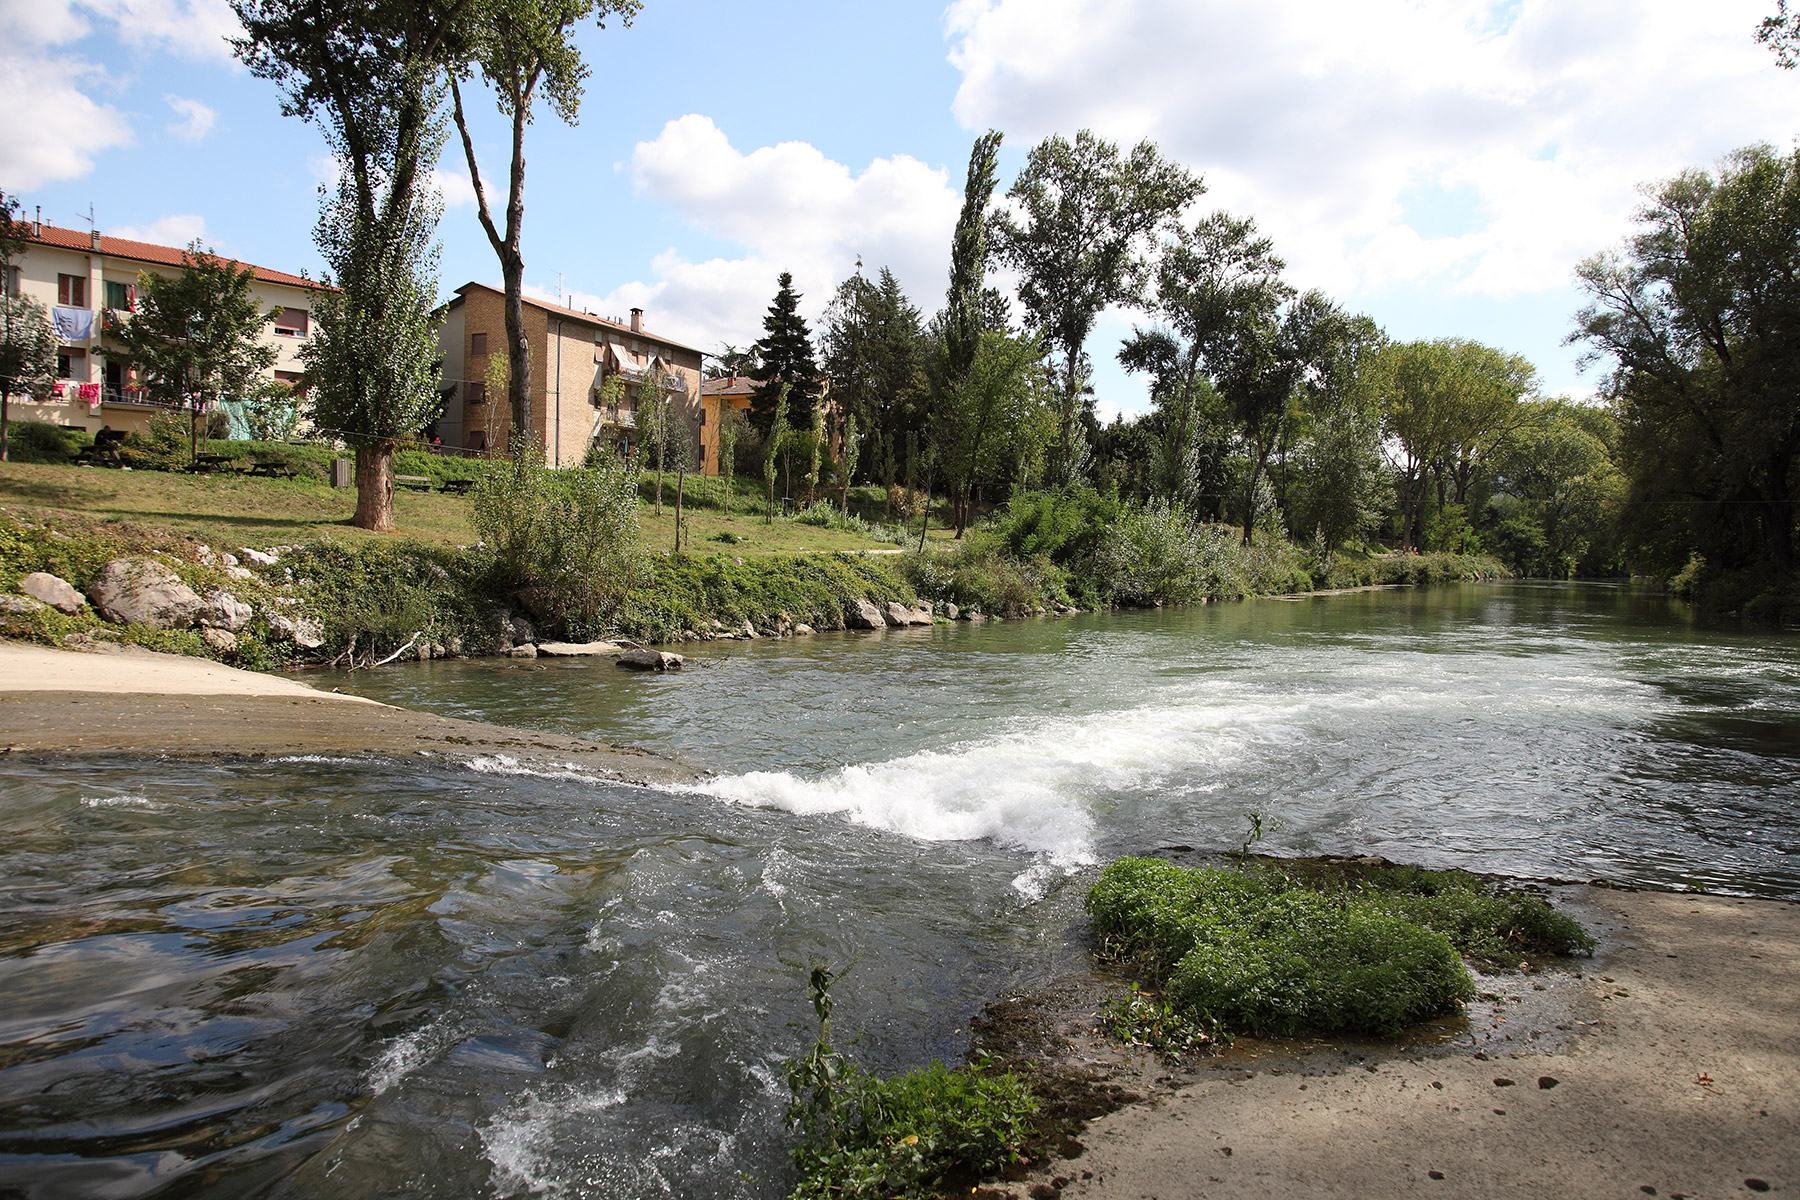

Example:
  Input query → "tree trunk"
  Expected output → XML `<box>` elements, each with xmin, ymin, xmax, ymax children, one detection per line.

<box><xmin>1</xmin><ymin>391</ymin><xmax>9</xmax><ymax>462</ymax></box>
<box><xmin>353</xmin><ymin>442</ymin><xmax>396</xmax><ymax>532</ymax></box>
<box><xmin>674</xmin><ymin>468</ymin><xmax>686</xmax><ymax>554</ymax></box>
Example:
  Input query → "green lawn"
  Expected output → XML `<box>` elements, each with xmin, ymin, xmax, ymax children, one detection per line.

<box><xmin>0</xmin><ymin>460</ymin><xmax>949</xmax><ymax>554</ymax></box>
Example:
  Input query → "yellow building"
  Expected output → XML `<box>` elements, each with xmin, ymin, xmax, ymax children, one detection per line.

<box><xmin>2</xmin><ymin>219</ymin><xmax>317</xmax><ymax>436</ymax></box>
<box><xmin>434</xmin><ymin>284</ymin><xmax>705</xmax><ymax>468</ymax></box>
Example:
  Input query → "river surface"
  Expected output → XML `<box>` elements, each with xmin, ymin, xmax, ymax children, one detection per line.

<box><xmin>2</xmin><ymin>583</ymin><xmax>1797</xmax><ymax>1198</ymax></box>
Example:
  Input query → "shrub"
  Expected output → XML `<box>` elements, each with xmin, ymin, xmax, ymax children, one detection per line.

<box><xmin>904</xmin><ymin>530</ymin><xmax>1060</xmax><ymax>616</ymax></box>
<box><xmin>119</xmin><ymin>410</ymin><xmax>194</xmax><ymax>470</ymax></box>
<box><xmin>1085</xmin><ymin>856</ymin><xmax>1599</xmax><ymax>1038</ymax></box>
<box><xmin>985</xmin><ymin>486</ymin><xmax>1123</xmax><ymax>569</ymax></box>
<box><xmin>616</xmin><ymin>552</ymin><xmax>913</xmax><ymax>643</ymax></box>
<box><xmin>472</xmin><ymin>445</ymin><xmax>643</xmax><ymax>638</ymax></box>
<box><xmin>4</xmin><ymin>421</ymin><xmax>90</xmax><ymax>464</ymax></box>
<box><xmin>1094</xmin><ymin>500</ymin><xmax>1230</xmax><ymax>605</ymax></box>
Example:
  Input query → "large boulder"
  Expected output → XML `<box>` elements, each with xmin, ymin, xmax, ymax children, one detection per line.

<box><xmin>846</xmin><ymin>599</ymin><xmax>885</xmax><ymax>629</ymax></box>
<box><xmin>20</xmin><ymin>572</ymin><xmax>86</xmax><ymax>614</ymax></box>
<box><xmin>264</xmin><ymin>610</ymin><xmax>326</xmax><ymax>649</ymax></box>
<box><xmin>201</xmin><ymin>590</ymin><xmax>252</xmax><ymax>632</ymax></box>
<box><xmin>882</xmin><ymin>601</ymin><xmax>932</xmax><ymax>627</ymax></box>
<box><xmin>87</xmin><ymin>558</ymin><xmax>204</xmax><ymax>629</ymax></box>
<box><xmin>618</xmin><ymin>648</ymin><xmax>683</xmax><ymax>671</ymax></box>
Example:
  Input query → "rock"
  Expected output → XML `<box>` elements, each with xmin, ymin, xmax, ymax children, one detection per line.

<box><xmin>1537</xmin><ymin>1075</ymin><xmax>1560</xmax><ymax>1089</ymax></box>
<box><xmin>967</xmin><ymin>611</ymin><xmax>987</xmax><ymax>623</ymax></box>
<box><xmin>224</xmin><ymin>565</ymin><xmax>256</xmax><ymax>581</ymax></box>
<box><xmin>220</xmin><ymin>552</ymin><xmax>239</xmax><ymax>568</ymax></box>
<box><xmin>20</xmin><ymin>572</ymin><xmax>85</xmax><ymax>613</ymax></box>
<box><xmin>0</xmin><ymin>594</ymin><xmax>47</xmax><ymax>615</ymax></box>
<box><xmin>740</xmin><ymin>619</ymin><xmax>758</xmax><ymax>638</ymax></box>
<box><xmin>239</xmin><ymin>547</ymin><xmax>279</xmax><ymax>566</ymax></box>
<box><xmin>908</xmin><ymin>605</ymin><xmax>933</xmax><ymax>625</ymax></box>
<box><xmin>881</xmin><ymin>600</ymin><xmax>911</xmax><ymax>627</ymax></box>
<box><xmin>536</xmin><ymin>640</ymin><xmax>623</xmax><ymax>656</ymax></box>
<box><xmin>264</xmin><ymin>610</ymin><xmax>326</xmax><ymax>649</ymax></box>
<box><xmin>201</xmin><ymin>590</ymin><xmax>252</xmax><ymax>632</ymax></box>
<box><xmin>202</xmin><ymin>627</ymin><xmax>238</xmax><ymax>652</ymax></box>
<box><xmin>846</xmin><ymin>599</ymin><xmax>884</xmax><ymax>629</ymax></box>
<box><xmin>493</xmin><ymin>612</ymin><xmax>515</xmax><ymax>651</ymax></box>
<box><xmin>445</xmin><ymin>635</ymin><xmax>464</xmax><ymax>656</ymax></box>
<box><xmin>510</xmin><ymin>614</ymin><xmax>536</xmax><ymax>644</ymax></box>
<box><xmin>617</xmin><ymin>648</ymin><xmax>683</xmax><ymax>671</ymax></box>
<box><xmin>506</xmin><ymin>643</ymin><xmax>538</xmax><ymax>658</ymax></box>
<box><xmin>88</xmin><ymin>558</ymin><xmax>205</xmax><ymax>628</ymax></box>
<box><xmin>1493</xmin><ymin>1077</ymin><xmax>1516</xmax><ymax>1087</ymax></box>
<box><xmin>943</xmin><ymin>602</ymin><xmax>959</xmax><ymax>621</ymax></box>
<box><xmin>792</xmin><ymin>623</ymin><xmax>813</xmax><ymax>635</ymax></box>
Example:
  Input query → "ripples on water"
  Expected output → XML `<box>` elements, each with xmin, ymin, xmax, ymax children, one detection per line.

<box><xmin>1</xmin><ymin>583</ymin><xmax>1796</xmax><ymax>1197</ymax></box>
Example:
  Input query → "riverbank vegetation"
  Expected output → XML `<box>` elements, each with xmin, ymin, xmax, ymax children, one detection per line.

<box><xmin>1086</xmin><ymin>856</ymin><xmax>1593</xmax><ymax>1039</ymax></box>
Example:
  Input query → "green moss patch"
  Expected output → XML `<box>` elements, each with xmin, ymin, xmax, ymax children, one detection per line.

<box><xmin>1086</xmin><ymin>857</ymin><xmax>1592</xmax><ymax>1039</ymax></box>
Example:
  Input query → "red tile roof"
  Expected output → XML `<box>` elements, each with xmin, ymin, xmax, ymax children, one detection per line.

<box><xmin>25</xmin><ymin>224</ymin><xmax>318</xmax><ymax>290</ymax></box>
<box><xmin>701</xmin><ymin>375</ymin><xmax>756</xmax><ymax>397</ymax></box>
<box><xmin>448</xmin><ymin>282</ymin><xmax>707</xmax><ymax>356</ymax></box>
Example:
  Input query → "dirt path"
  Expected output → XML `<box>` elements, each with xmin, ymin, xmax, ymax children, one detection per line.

<box><xmin>1006</xmin><ymin>888</ymin><xmax>1796</xmax><ymax>1200</ymax></box>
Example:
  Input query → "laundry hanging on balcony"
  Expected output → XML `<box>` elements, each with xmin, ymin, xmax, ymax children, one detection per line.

<box><xmin>52</xmin><ymin>306</ymin><xmax>96</xmax><ymax>342</ymax></box>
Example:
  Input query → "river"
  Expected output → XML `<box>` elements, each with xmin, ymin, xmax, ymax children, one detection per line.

<box><xmin>1</xmin><ymin>583</ymin><xmax>1796</xmax><ymax>1197</ymax></box>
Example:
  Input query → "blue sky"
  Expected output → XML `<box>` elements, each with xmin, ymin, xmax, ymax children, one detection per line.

<box><xmin>3</xmin><ymin>0</ymin><xmax>1794</xmax><ymax>416</ymax></box>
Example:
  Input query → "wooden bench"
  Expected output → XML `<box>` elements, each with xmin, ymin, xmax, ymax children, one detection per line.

<box><xmin>394</xmin><ymin>474</ymin><xmax>433</xmax><ymax>492</ymax></box>
<box><xmin>439</xmin><ymin>478</ymin><xmax>475</xmax><ymax>495</ymax></box>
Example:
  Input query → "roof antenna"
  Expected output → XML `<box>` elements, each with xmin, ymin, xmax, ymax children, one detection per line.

<box><xmin>74</xmin><ymin>202</ymin><xmax>95</xmax><ymax>233</ymax></box>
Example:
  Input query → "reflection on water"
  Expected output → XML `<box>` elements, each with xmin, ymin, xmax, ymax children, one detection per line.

<box><xmin>1</xmin><ymin>583</ymin><xmax>1796</xmax><ymax>1197</ymax></box>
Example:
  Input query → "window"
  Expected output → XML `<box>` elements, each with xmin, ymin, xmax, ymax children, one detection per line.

<box><xmin>104</xmin><ymin>280</ymin><xmax>134</xmax><ymax>311</ymax></box>
<box><xmin>699</xmin><ymin>407</ymin><xmax>706</xmax><ymax>427</ymax></box>
<box><xmin>57</xmin><ymin>274</ymin><xmax>86</xmax><ymax>307</ymax></box>
<box><xmin>275</xmin><ymin>369</ymin><xmax>307</xmax><ymax>397</ymax></box>
<box><xmin>57</xmin><ymin>348</ymin><xmax>86</xmax><ymax>379</ymax></box>
<box><xmin>470</xmin><ymin>332</ymin><xmax>488</xmax><ymax>355</ymax></box>
<box><xmin>1</xmin><ymin>266</ymin><xmax>18</xmax><ymax>298</ymax></box>
<box><xmin>274</xmin><ymin>306</ymin><xmax>309</xmax><ymax>336</ymax></box>
<box><xmin>467</xmin><ymin>381</ymin><xmax>486</xmax><ymax>406</ymax></box>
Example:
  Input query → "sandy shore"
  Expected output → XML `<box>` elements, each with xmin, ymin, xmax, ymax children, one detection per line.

<box><xmin>0</xmin><ymin>640</ymin><xmax>700</xmax><ymax>784</ymax></box>
<box><xmin>1005</xmin><ymin>886</ymin><xmax>1796</xmax><ymax>1200</ymax></box>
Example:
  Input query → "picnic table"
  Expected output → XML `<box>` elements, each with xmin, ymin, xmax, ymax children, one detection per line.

<box><xmin>248</xmin><ymin>459</ymin><xmax>297</xmax><ymax>479</ymax></box>
<box><xmin>439</xmin><ymin>478</ymin><xmax>475</xmax><ymax>495</ymax></box>
<box><xmin>76</xmin><ymin>429</ymin><xmax>127</xmax><ymax>467</ymax></box>
<box><xmin>193</xmin><ymin>453</ymin><xmax>240</xmax><ymax>473</ymax></box>
<box><xmin>394</xmin><ymin>474</ymin><xmax>432</xmax><ymax>492</ymax></box>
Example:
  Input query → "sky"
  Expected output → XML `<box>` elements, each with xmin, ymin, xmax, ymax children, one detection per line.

<box><xmin>2</xmin><ymin>0</ymin><xmax>1795</xmax><ymax>418</ymax></box>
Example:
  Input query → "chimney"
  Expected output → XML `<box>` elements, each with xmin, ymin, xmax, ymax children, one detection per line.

<box><xmin>90</xmin><ymin>229</ymin><xmax>101</xmax><ymax>250</ymax></box>
<box><xmin>33</xmin><ymin>206</ymin><xmax>41</xmax><ymax>237</ymax></box>
<box><xmin>629</xmin><ymin>307</ymin><xmax>643</xmax><ymax>333</ymax></box>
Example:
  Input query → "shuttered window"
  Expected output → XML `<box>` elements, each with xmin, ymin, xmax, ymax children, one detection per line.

<box><xmin>58</xmin><ymin>274</ymin><xmax>86</xmax><ymax>307</ymax></box>
<box><xmin>275</xmin><ymin>307</ymin><xmax>309</xmax><ymax>336</ymax></box>
<box><xmin>470</xmin><ymin>332</ymin><xmax>488</xmax><ymax>355</ymax></box>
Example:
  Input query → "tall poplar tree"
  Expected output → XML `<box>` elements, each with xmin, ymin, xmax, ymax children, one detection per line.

<box><xmin>749</xmin><ymin>273</ymin><xmax>821</xmax><ymax>433</ymax></box>
<box><xmin>449</xmin><ymin>0</ymin><xmax>640</xmax><ymax>453</ymax></box>
<box><xmin>992</xmin><ymin>130</ymin><xmax>1203</xmax><ymax>485</ymax></box>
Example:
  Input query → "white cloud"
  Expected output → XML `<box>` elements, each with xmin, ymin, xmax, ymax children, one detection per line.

<box><xmin>945</xmin><ymin>0</ymin><xmax>1797</xmax><ymax>302</ymax></box>
<box><xmin>87</xmin><ymin>0</ymin><xmax>239</xmax><ymax>60</ymax></box>
<box><xmin>432</xmin><ymin>166</ymin><xmax>477</xmax><ymax>209</ymax></box>
<box><xmin>111</xmin><ymin>212</ymin><xmax>208</xmax><ymax>247</ymax></box>
<box><xmin>593</xmin><ymin>114</ymin><xmax>964</xmax><ymax>350</ymax></box>
<box><xmin>0</xmin><ymin>54</ymin><xmax>133</xmax><ymax>189</ymax></box>
<box><xmin>164</xmin><ymin>94</ymin><xmax>215</xmax><ymax>141</ymax></box>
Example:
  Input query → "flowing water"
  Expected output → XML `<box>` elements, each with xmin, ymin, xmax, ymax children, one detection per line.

<box><xmin>2</xmin><ymin>583</ymin><xmax>1797</xmax><ymax>1198</ymax></box>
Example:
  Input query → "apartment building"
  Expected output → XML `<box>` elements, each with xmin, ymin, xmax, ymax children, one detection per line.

<box><xmin>434</xmin><ymin>283</ymin><xmax>706</xmax><ymax>468</ymax></box>
<box><xmin>3</xmin><ymin>217</ymin><xmax>317</xmax><ymax>435</ymax></box>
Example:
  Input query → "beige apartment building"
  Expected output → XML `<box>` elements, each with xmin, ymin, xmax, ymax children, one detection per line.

<box><xmin>2</xmin><ymin>218</ymin><xmax>317</xmax><ymax>436</ymax></box>
<box><xmin>434</xmin><ymin>283</ymin><xmax>706</xmax><ymax>468</ymax></box>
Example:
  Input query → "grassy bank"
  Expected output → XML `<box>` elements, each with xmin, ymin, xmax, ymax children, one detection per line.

<box><xmin>1086</xmin><ymin>856</ymin><xmax>1594</xmax><ymax>1039</ymax></box>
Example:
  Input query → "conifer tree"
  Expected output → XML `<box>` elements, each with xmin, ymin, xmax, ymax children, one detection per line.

<box><xmin>749</xmin><ymin>273</ymin><xmax>820</xmax><ymax>433</ymax></box>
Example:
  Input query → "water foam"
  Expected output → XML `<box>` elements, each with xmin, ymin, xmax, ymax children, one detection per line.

<box><xmin>465</xmin><ymin>755</ymin><xmax>612</xmax><ymax>784</ymax></box>
<box><xmin>686</xmin><ymin>692</ymin><xmax>1308</xmax><ymax>865</ymax></box>
<box><xmin>79</xmin><ymin>794</ymin><xmax>163</xmax><ymax>811</ymax></box>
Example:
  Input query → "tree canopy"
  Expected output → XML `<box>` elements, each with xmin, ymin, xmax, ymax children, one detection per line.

<box><xmin>750</xmin><ymin>272</ymin><xmax>822</xmax><ymax>433</ymax></box>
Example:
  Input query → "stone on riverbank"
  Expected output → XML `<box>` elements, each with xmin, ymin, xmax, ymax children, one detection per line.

<box><xmin>20</xmin><ymin>572</ymin><xmax>86</xmax><ymax>613</ymax></box>
<box><xmin>536</xmin><ymin>641</ymin><xmax>623</xmax><ymax>656</ymax></box>
<box><xmin>618</xmin><ymin>648</ymin><xmax>683</xmax><ymax>671</ymax></box>
<box><xmin>0</xmin><ymin>594</ymin><xmax>46</xmax><ymax>615</ymax></box>
<box><xmin>263</xmin><ymin>610</ymin><xmax>325</xmax><ymax>649</ymax></box>
<box><xmin>846</xmin><ymin>599</ymin><xmax>884</xmax><ymax>629</ymax></box>
<box><xmin>201</xmin><ymin>590</ymin><xmax>252</xmax><ymax>632</ymax></box>
<box><xmin>87</xmin><ymin>558</ymin><xmax>205</xmax><ymax>629</ymax></box>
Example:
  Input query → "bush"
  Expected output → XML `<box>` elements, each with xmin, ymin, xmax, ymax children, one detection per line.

<box><xmin>1095</xmin><ymin>500</ymin><xmax>1234</xmax><ymax>605</ymax></box>
<box><xmin>4</xmin><ymin>421</ymin><xmax>90</xmax><ymax>464</ymax></box>
<box><xmin>472</xmin><ymin>446</ymin><xmax>643</xmax><ymax>638</ymax></box>
<box><xmin>1086</xmin><ymin>856</ymin><xmax>1591</xmax><ymax>1038</ymax></box>
<box><xmin>284</xmin><ymin>538</ymin><xmax>505</xmax><ymax>660</ymax></box>
<box><xmin>985</xmin><ymin>486</ymin><xmax>1123</xmax><ymax>569</ymax></box>
<box><xmin>119</xmin><ymin>410</ymin><xmax>194</xmax><ymax>470</ymax></box>
<box><xmin>904</xmin><ymin>530</ymin><xmax>1061</xmax><ymax>617</ymax></box>
<box><xmin>617</xmin><ymin>552</ymin><xmax>914</xmax><ymax>643</ymax></box>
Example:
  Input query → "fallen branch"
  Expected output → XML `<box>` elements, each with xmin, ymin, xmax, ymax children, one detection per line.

<box><xmin>370</xmin><ymin>632</ymin><xmax>422</xmax><ymax>668</ymax></box>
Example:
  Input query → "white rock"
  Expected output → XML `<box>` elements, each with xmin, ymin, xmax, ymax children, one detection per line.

<box><xmin>202</xmin><ymin>627</ymin><xmax>238</xmax><ymax>652</ymax></box>
<box><xmin>240</xmin><ymin>548</ymin><xmax>279</xmax><ymax>566</ymax></box>
<box><xmin>536</xmin><ymin>640</ymin><xmax>623</xmax><ymax>656</ymax></box>
<box><xmin>506</xmin><ymin>643</ymin><xmax>538</xmax><ymax>658</ymax></box>
<box><xmin>846</xmin><ymin>599</ymin><xmax>884</xmax><ymax>629</ymax></box>
<box><xmin>87</xmin><ymin>558</ymin><xmax>205</xmax><ymax>629</ymax></box>
<box><xmin>20</xmin><ymin>572</ymin><xmax>86</xmax><ymax>613</ymax></box>
<box><xmin>0</xmin><ymin>594</ymin><xmax>47</xmax><ymax>615</ymax></box>
<box><xmin>792</xmin><ymin>623</ymin><xmax>814</xmax><ymax>635</ymax></box>
<box><xmin>224</xmin><ymin>565</ymin><xmax>255</xmax><ymax>581</ymax></box>
<box><xmin>201</xmin><ymin>590</ymin><xmax>253</xmax><ymax>632</ymax></box>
